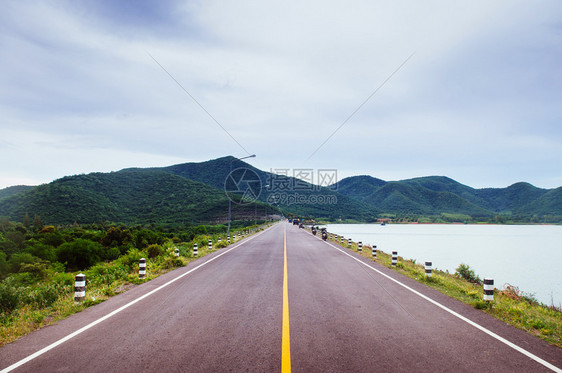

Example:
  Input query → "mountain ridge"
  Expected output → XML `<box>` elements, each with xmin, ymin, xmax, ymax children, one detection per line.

<box><xmin>1</xmin><ymin>157</ymin><xmax>560</xmax><ymax>224</ymax></box>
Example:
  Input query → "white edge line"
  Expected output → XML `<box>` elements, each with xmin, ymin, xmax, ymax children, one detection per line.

<box><xmin>1</xmin><ymin>225</ymin><xmax>276</xmax><ymax>373</ymax></box>
<box><xmin>314</xmin><ymin>235</ymin><xmax>561</xmax><ymax>373</ymax></box>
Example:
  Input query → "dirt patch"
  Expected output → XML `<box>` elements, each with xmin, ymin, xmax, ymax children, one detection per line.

<box><xmin>114</xmin><ymin>283</ymin><xmax>137</xmax><ymax>294</ymax></box>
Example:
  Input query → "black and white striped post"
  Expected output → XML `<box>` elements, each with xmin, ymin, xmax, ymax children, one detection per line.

<box><xmin>392</xmin><ymin>251</ymin><xmax>398</xmax><ymax>266</ymax></box>
<box><xmin>139</xmin><ymin>258</ymin><xmax>146</xmax><ymax>279</ymax></box>
<box><xmin>425</xmin><ymin>261</ymin><xmax>432</xmax><ymax>277</ymax></box>
<box><xmin>372</xmin><ymin>245</ymin><xmax>377</xmax><ymax>259</ymax></box>
<box><xmin>208</xmin><ymin>239</ymin><xmax>212</xmax><ymax>251</ymax></box>
<box><xmin>483</xmin><ymin>278</ymin><xmax>494</xmax><ymax>301</ymax></box>
<box><xmin>330</xmin><ymin>233</ymin><xmax>333</xmax><ymax>240</ymax></box>
<box><xmin>74</xmin><ymin>273</ymin><xmax>86</xmax><ymax>302</ymax></box>
<box><xmin>174</xmin><ymin>248</ymin><xmax>179</xmax><ymax>257</ymax></box>
<box><xmin>227</xmin><ymin>235</ymin><xmax>231</xmax><ymax>243</ymax></box>
<box><xmin>218</xmin><ymin>237</ymin><xmax>222</xmax><ymax>243</ymax></box>
<box><xmin>348</xmin><ymin>238</ymin><xmax>352</xmax><ymax>247</ymax></box>
<box><xmin>193</xmin><ymin>244</ymin><xmax>198</xmax><ymax>257</ymax></box>
<box><xmin>358</xmin><ymin>241</ymin><xmax>363</xmax><ymax>252</ymax></box>
<box><xmin>238</xmin><ymin>233</ymin><xmax>240</xmax><ymax>239</ymax></box>
<box><xmin>341</xmin><ymin>236</ymin><xmax>344</xmax><ymax>244</ymax></box>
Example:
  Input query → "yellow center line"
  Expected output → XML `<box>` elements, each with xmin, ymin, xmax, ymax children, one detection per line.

<box><xmin>282</xmin><ymin>222</ymin><xmax>291</xmax><ymax>372</ymax></box>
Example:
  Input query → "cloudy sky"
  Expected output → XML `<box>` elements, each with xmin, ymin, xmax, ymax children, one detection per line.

<box><xmin>1</xmin><ymin>0</ymin><xmax>561</xmax><ymax>190</ymax></box>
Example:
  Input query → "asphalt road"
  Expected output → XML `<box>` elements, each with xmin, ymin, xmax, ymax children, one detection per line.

<box><xmin>1</xmin><ymin>222</ymin><xmax>561</xmax><ymax>372</ymax></box>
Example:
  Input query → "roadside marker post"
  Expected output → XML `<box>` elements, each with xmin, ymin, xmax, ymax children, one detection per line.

<box><xmin>193</xmin><ymin>244</ymin><xmax>198</xmax><ymax>257</ymax></box>
<box><xmin>173</xmin><ymin>248</ymin><xmax>179</xmax><ymax>257</ymax></box>
<box><xmin>139</xmin><ymin>258</ymin><xmax>146</xmax><ymax>279</ymax></box>
<box><xmin>484</xmin><ymin>278</ymin><xmax>494</xmax><ymax>301</ymax></box>
<box><xmin>208</xmin><ymin>239</ymin><xmax>212</xmax><ymax>251</ymax></box>
<box><xmin>341</xmin><ymin>236</ymin><xmax>344</xmax><ymax>244</ymax></box>
<box><xmin>348</xmin><ymin>238</ymin><xmax>352</xmax><ymax>247</ymax></box>
<box><xmin>372</xmin><ymin>245</ymin><xmax>377</xmax><ymax>259</ymax></box>
<box><xmin>358</xmin><ymin>241</ymin><xmax>363</xmax><ymax>252</ymax></box>
<box><xmin>227</xmin><ymin>235</ymin><xmax>230</xmax><ymax>243</ymax></box>
<box><xmin>74</xmin><ymin>274</ymin><xmax>86</xmax><ymax>302</ymax></box>
<box><xmin>425</xmin><ymin>261</ymin><xmax>432</xmax><ymax>277</ymax></box>
<box><xmin>392</xmin><ymin>251</ymin><xmax>398</xmax><ymax>266</ymax></box>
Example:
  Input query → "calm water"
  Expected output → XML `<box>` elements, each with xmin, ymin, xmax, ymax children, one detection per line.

<box><xmin>325</xmin><ymin>224</ymin><xmax>562</xmax><ymax>306</ymax></box>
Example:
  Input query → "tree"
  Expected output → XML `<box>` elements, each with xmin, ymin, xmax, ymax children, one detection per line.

<box><xmin>33</xmin><ymin>215</ymin><xmax>43</xmax><ymax>231</ymax></box>
<box><xmin>23</xmin><ymin>213</ymin><xmax>30</xmax><ymax>229</ymax></box>
<box><xmin>56</xmin><ymin>239</ymin><xmax>104</xmax><ymax>270</ymax></box>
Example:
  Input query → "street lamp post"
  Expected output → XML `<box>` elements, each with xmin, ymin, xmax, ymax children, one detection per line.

<box><xmin>227</xmin><ymin>154</ymin><xmax>256</xmax><ymax>240</ymax></box>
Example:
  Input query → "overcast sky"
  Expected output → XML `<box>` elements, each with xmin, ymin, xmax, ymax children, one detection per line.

<box><xmin>1</xmin><ymin>0</ymin><xmax>561</xmax><ymax>190</ymax></box>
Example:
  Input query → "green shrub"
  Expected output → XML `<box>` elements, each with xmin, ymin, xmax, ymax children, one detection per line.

<box><xmin>146</xmin><ymin>244</ymin><xmax>164</xmax><ymax>259</ymax></box>
<box><xmin>455</xmin><ymin>263</ymin><xmax>482</xmax><ymax>284</ymax></box>
<box><xmin>0</xmin><ymin>283</ymin><xmax>20</xmax><ymax>313</ymax></box>
<box><xmin>87</xmin><ymin>263</ymin><xmax>129</xmax><ymax>286</ymax></box>
<box><xmin>56</xmin><ymin>239</ymin><xmax>104</xmax><ymax>270</ymax></box>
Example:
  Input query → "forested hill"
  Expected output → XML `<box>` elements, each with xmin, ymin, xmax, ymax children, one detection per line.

<box><xmin>335</xmin><ymin>175</ymin><xmax>562</xmax><ymax>219</ymax></box>
<box><xmin>0</xmin><ymin>170</ymin><xmax>269</xmax><ymax>225</ymax></box>
<box><xmin>1</xmin><ymin>157</ymin><xmax>561</xmax><ymax>225</ymax></box>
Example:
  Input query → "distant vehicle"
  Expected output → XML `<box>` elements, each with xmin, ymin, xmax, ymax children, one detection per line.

<box><xmin>311</xmin><ymin>227</ymin><xmax>317</xmax><ymax>235</ymax></box>
<box><xmin>299</xmin><ymin>223</ymin><xmax>304</xmax><ymax>229</ymax></box>
<box><xmin>293</xmin><ymin>219</ymin><xmax>299</xmax><ymax>225</ymax></box>
<box><xmin>288</xmin><ymin>219</ymin><xmax>292</xmax><ymax>223</ymax></box>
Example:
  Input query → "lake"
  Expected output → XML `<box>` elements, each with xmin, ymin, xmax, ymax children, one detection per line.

<box><xmin>324</xmin><ymin>223</ymin><xmax>562</xmax><ymax>307</ymax></box>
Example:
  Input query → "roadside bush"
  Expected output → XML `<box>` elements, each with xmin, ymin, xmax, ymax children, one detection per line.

<box><xmin>146</xmin><ymin>244</ymin><xmax>164</xmax><ymax>259</ymax></box>
<box><xmin>28</xmin><ymin>283</ymin><xmax>65</xmax><ymax>309</ymax></box>
<box><xmin>455</xmin><ymin>263</ymin><xmax>482</xmax><ymax>285</ymax></box>
<box><xmin>56</xmin><ymin>239</ymin><xmax>104</xmax><ymax>270</ymax></box>
<box><xmin>116</xmin><ymin>247</ymin><xmax>143</xmax><ymax>269</ymax></box>
<box><xmin>87</xmin><ymin>263</ymin><xmax>129</xmax><ymax>286</ymax></box>
<box><xmin>0</xmin><ymin>283</ymin><xmax>20</xmax><ymax>313</ymax></box>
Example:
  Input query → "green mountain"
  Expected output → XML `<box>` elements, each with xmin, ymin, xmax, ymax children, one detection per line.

<box><xmin>0</xmin><ymin>185</ymin><xmax>34</xmax><ymax>201</ymax></box>
<box><xmin>0</xmin><ymin>170</ymin><xmax>269</xmax><ymax>225</ymax></box>
<box><xmin>1</xmin><ymin>158</ymin><xmax>560</xmax><ymax>225</ymax></box>
<box><xmin>336</xmin><ymin>175</ymin><xmax>562</xmax><ymax>219</ymax></box>
<box><xmin>125</xmin><ymin>156</ymin><xmax>377</xmax><ymax>221</ymax></box>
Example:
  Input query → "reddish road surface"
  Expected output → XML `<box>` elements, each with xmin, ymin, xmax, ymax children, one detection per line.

<box><xmin>1</xmin><ymin>222</ymin><xmax>561</xmax><ymax>372</ymax></box>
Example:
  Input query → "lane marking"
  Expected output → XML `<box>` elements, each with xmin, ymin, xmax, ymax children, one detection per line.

<box><xmin>0</xmin><ymin>225</ymin><xmax>278</xmax><ymax>373</ymax></box>
<box><xmin>313</xmin><ymin>234</ymin><xmax>562</xmax><ymax>373</ymax></box>
<box><xmin>282</xmin><ymin>222</ymin><xmax>291</xmax><ymax>372</ymax></box>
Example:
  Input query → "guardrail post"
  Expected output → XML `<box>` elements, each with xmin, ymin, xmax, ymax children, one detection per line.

<box><xmin>392</xmin><ymin>251</ymin><xmax>398</xmax><ymax>266</ymax></box>
<box><xmin>74</xmin><ymin>274</ymin><xmax>86</xmax><ymax>302</ymax></box>
<box><xmin>425</xmin><ymin>261</ymin><xmax>432</xmax><ymax>277</ymax></box>
<box><xmin>372</xmin><ymin>245</ymin><xmax>377</xmax><ymax>259</ymax></box>
<box><xmin>139</xmin><ymin>258</ymin><xmax>146</xmax><ymax>279</ymax></box>
<box><xmin>193</xmin><ymin>244</ymin><xmax>198</xmax><ymax>257</ymax></box>
<box><xmin>483</xmin><ymin>278</ymin><xmax>494</xmax><ymax>301</ymax></box>
<box><xmin>358</xmin><ymin>241</ymin><xmax>363</xmax><ymax>252</ymax></box>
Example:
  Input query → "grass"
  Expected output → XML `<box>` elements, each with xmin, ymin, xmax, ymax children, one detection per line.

<box><xmin>325</xmin><ymin>232</ymin><xmax>562</xmax><ymax>348</ymax></box>
<box><xmin>0</xmin><ymin>224</ymin><xmax>271</xmax><ymax>347</ymax></box>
